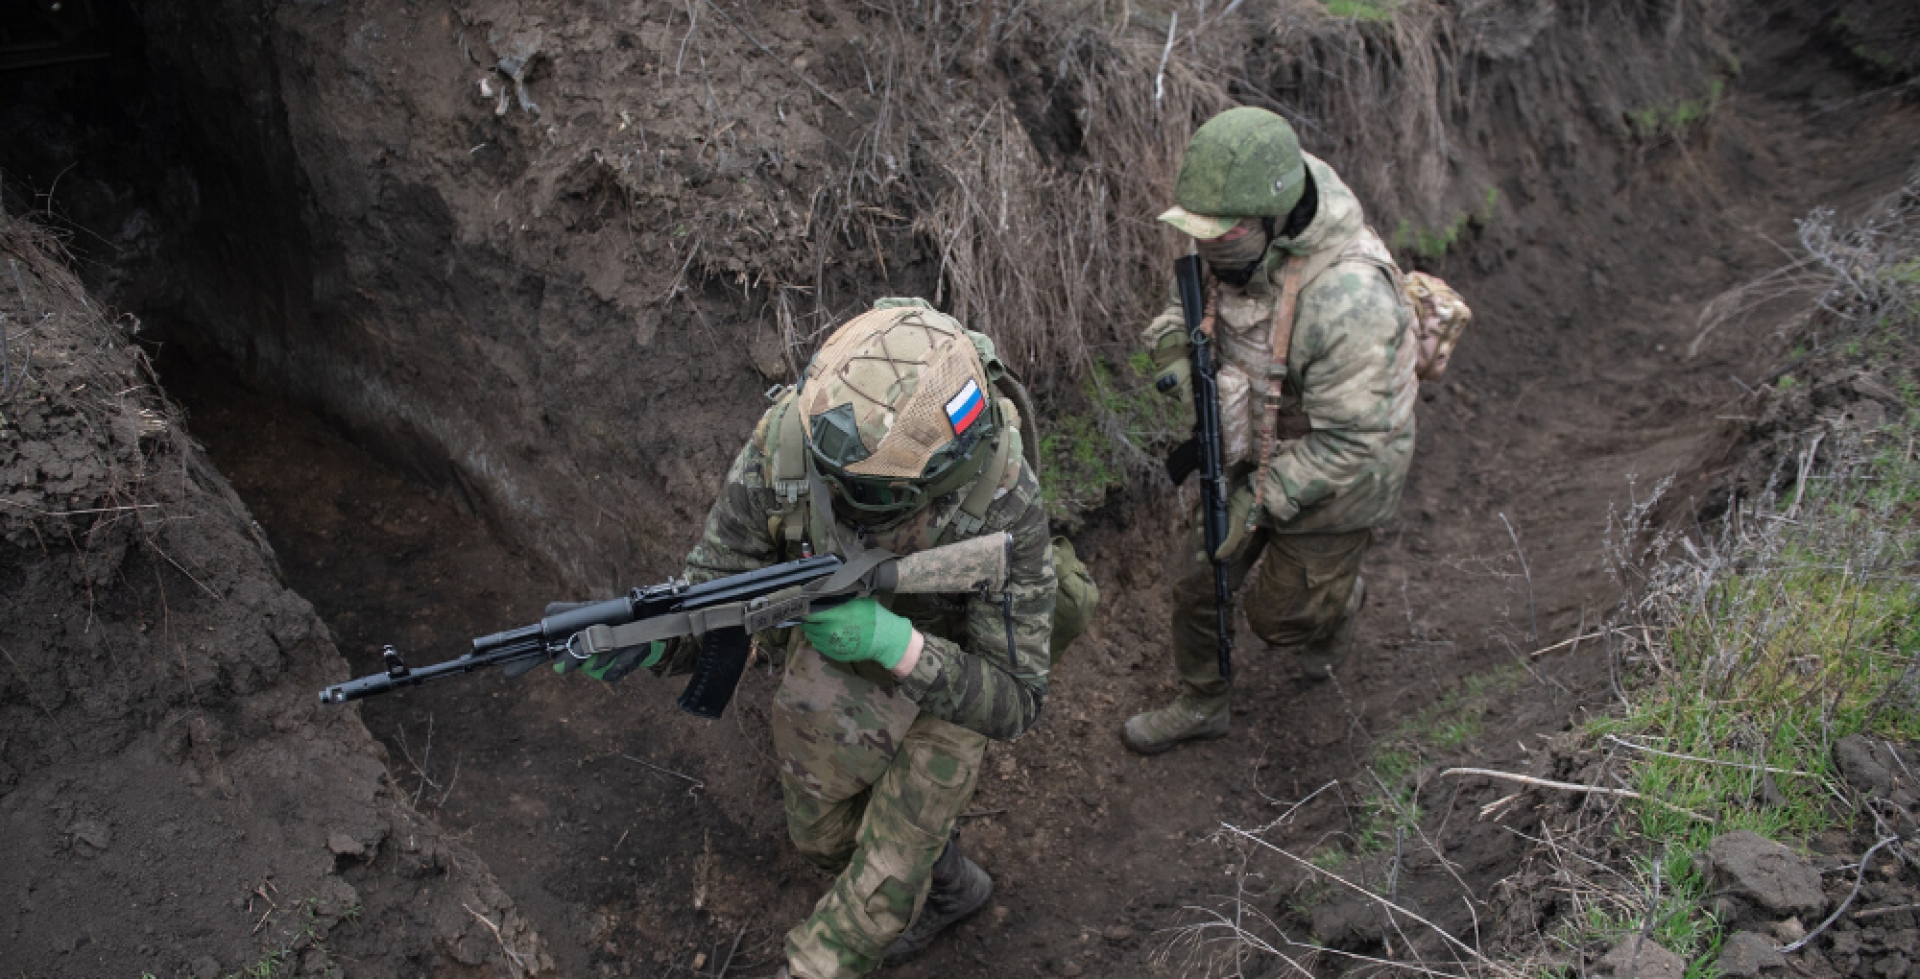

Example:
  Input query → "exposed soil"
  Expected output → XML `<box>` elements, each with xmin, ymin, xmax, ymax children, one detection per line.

<box><xmin>0</xmin><ymin>220</ymin><xmax>548</xmax><ymax>979</ymax></box>
<box><xmin>3</xmin><ymin>0</ymin><xmax>1918</xmax><ymax>977</ymax></box>
<box><xmin>148</xmin><ymin>20</ymin><xmax>1920</xmax><ymax>979</ymax></box>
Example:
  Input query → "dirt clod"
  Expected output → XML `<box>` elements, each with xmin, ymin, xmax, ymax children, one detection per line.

<box><xmin>1711</xmin><ymin>831</ymin><xmax>1831</xmax><ymax>924</ymax></box>
<box><xmin>1596</xmin><ymin>938</ymin><xmax>1689</xmax><ymax>979</ymax></box>
<box><xmin>1720</xmin><ymin>931</ymin><xmax>1790</xmax><ymax>978</ymax></box>
<box><xmin>1836</xmin><ymin>736</ymin><xmax>1920</xmax><ymax>801</ymax></box>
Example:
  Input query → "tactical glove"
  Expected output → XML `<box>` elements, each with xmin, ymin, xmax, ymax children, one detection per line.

<box><xmin>800</xmin><ymin>597</ymin><xmax>912</xmax><ymax>670</ymax></box>
<box><xmin>1213</xmin><ymin>483</ymin><xmax>1258</xmax><ymax>561</ymax></box>
<box><xmin>553</xmin><ymin>639</ymin><xmax>665</xmax><ymax>682</ymax></box>
<box><xmin>1153</xmin><ymin>358</ymin><xmax>1192</xmax><ymax>399</ymax></box>
<box><xmin>1147</xmin><ymin>321</ymin><xmax>1192</xmax><ymax>399</ymax></box>
<box><xmin>1259</xmin><ymin>464</ymin><xmax>1301</xmax><ymax>528</ymax></box>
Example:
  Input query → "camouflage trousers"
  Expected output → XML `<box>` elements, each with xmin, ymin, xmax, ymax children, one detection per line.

<box><xmin>773</xmin><ymin>648</ymin><xmax>988</xmax><ymax>979</ymax></box>
<box><xmin>1171</xmin><ymin>484</ymin><xmax>1373</xmax><ymax>699</ymax></box>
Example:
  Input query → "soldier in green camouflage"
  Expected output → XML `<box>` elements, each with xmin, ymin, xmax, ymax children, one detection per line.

<box><xmin>574</xmin><ymin>299</ymin><xmax>1054</xmax><ymax>978</ymax></box>
<box><xmin>1124</xmin><ymin>106</ymin><xmax>1418</xmax><ymax>754</ymax></box>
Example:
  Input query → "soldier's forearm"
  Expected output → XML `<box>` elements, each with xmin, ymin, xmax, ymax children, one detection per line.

<box><xmin>896</xmin><ymin>630</ymin><xmax>1047</xmax><ymax>740</ymax></box>
<box><xmin>889</xmin><ymin>629</ymin><xmax>926</xmax><ymax>679</ymax></box>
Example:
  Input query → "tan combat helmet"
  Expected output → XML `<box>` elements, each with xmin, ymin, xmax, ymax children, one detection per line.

<box><xmin>798</xmin><ymin>302</ymin><xmax>997</xmax><ymax>515</ymax></box>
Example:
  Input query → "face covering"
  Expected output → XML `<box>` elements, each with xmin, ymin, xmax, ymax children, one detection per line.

<box><xmin>1196</xmin><ymin>219</ymin><xmax>1270</xmax><ymax>287</ymax></box>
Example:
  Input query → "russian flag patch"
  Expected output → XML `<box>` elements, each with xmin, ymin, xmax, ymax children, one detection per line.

<box><xmin>944</xmin><ymin>379</ymin><xmax>985</xmax><ymax>435</ymax></box>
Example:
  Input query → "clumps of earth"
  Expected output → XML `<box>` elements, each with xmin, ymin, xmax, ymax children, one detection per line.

<box><xmin>0</xmin><ymin>215</ymin><xmax>554</xmax><ymax>977</ymax></box>
<box><xmin>1638</xmin><ymin>740</ymin><xmax>1920</xmax><ymax>979</ymax></box>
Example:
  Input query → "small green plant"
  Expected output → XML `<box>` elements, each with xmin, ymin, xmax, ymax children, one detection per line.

<box><xmin>1037</xmin><ymin>354</ymin><xmax>1185</xmax><ymax>519</ymax></box>
<box><xmin>1321</xmin><ymin>0</ymin><xmax>1399</xmax><ymax>21</ymax></box>
<box><xmin>1341</xmin><ymin>667</ymin><xmax>1524</xmax><ymax>856</ymax></box>
<box><xmin>1625</xmin><ymin>78</ymin><xmax>1726</xmax><ymax>143</ymax></box>
<box><xmin>1390</xmin><ymin>186</ymin><xmax>1499</xmax><ymax>261</ymax></box>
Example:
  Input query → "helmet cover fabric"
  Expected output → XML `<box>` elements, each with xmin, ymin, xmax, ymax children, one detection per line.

<box><xmin>800</xmin><ymin>303</ymin><xmax>991</xmax><ymax>480</ymax></box>
<box><xmin>1157</xmin><ymin>205</ymin><xmax>1239</xmax><ymax>240</ymax></box>
<box><xmin>1166</xmin><ymin>106</ymin><xmax>1308</xmax><ymax>225</ymax></box>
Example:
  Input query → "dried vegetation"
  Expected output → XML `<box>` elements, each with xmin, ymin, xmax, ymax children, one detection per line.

<box><xmin>1157</xmin><ymin>170</ymin><xmax>1920</xmax><ymax>979</ymax></box>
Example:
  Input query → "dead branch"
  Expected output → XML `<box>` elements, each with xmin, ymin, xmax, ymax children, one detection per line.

<box><xmin>622</xmin><ymin>753</ymin><xmax>706</xmax><ymax>794</ymax></box>
<box><xmin>1601</xmin><ymin>734</ymin><xmax>1821</xmax><ymax>778</ymax></box>
<box><xmin>1220</xmin><ymin>822</ymin><xmax>1522</xmax><ymax>978</ymax></box>
<box><xmin>1438</xmin><ymin>768</ymin><xmax>1715</xmax><ymax>823</ymax></box>
<box><xmin>1781</xmin><ymin>836</ymin><xmax>1900</xmax><ymax>953</ymax></box>
<box><xmin>715</xmin><ymin>923</ymin><xmax>748</xmax><ymax>978</ymax></box>
<box><xmin>1527</xmin><ymin>629</ymin><xmax>1622</xmax><ymax>659</ymax></box>
<box><xmin>1498</xmin><ymin>513</ymin><xmax>1539</xmax><ymax>646</ymax></box>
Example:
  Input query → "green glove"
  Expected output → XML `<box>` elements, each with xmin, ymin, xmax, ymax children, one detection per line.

<box><xmin>800</xmin><ymin>597</ymin><xmax>913</xmax><ymax>670</ymax></box>
<box><xmin>554</xmin><ymin>640</ymin><xmax>665</xmax><ymax>681</ymax></box>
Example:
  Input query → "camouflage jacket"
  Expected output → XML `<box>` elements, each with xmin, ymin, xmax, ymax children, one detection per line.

<box><xmin>1146</xmin><ymin>154</ymin><xmax>1418</xmax><ymax>535</ymax></box>
<box><xmin>678</xmin><ymin>413</ymin><xmax>1054</xmax><ymax>742</ymax></box>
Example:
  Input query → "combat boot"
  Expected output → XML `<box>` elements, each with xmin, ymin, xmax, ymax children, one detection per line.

<box><xmin>1121</xmin><ymin>691</ymin><xmax>1230</xmax><ymax>754</ymax></box>
<box><xmin>1296</xmin><ymin>576</ymin><xmax>1365</xmax><ymax>681</ymax></box>
<box><xmin>883</xmin><ymin>836</ymin><xmax>994</xmax><ymax>966</ymax></box>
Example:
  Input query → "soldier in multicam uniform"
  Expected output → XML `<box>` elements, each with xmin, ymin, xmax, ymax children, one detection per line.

<box><xmin>1122</xmin><ymin>107</ymin><xmax>1419</xmax><ymax>755</ymax></box>
<box><xmin>566</xmin><ymin>298</ymin><xmax>1054</xmax><ymax>978</ymax></box>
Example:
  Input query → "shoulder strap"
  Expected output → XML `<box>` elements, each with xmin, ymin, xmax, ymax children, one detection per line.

<box><xmin>767</xmin><ymin>387</ymin><xmax>829</xmax><ymax>556</ymax></box>
<box><xmin>991</xmin><ymin>371</ymin><xmax>1041</xmax><ymax>482</ymax></box>
<box><xmin>944</xmin><ymin>403</ymin><xmax>1016</xmax><ymax>542</ymax></box>
<box><xmin>1254</xmin><ymin>258</ymin><xmax>1308</xmax><ymax>510</ymax></box>
<box><xmin>771</xmin><ymin>388</ymin><xmax>807</xmax><ymax>504</ymax></box>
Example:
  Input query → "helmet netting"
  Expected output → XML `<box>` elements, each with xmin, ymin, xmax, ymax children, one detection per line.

<box><xmin>800</xmin><ymin>307</ymin><xmax>988</xmax><ymax>479</ymax></box>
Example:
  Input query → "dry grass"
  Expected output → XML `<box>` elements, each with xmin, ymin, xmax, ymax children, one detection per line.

<box><xmin>1156</xmin><ymin>170</ymin><xmax>1920</xmax><ymax>979</ymax></box>
<box><xmin>0</xmin><ymin>200</ymin><xmax>206</xmax><ymax>565</ymax></box>
<box><xmin>649</xmin><ymin>0</ymin><xmax>1737</xmax><ymax>512</ymax></box>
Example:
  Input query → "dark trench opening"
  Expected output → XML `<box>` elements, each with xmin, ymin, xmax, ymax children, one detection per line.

<box><xmin>1</xmin><ymin>11</ymin><xmax>776</xmax><ymax>973</ymax></box>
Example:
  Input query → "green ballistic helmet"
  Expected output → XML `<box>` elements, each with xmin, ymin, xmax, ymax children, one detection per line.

<box><xmin>797</xmin><ymin>299</ymin><xmax>996</xmax><ymax>515</ymax></box>
<box><xmin>1159</xmin><ymin>107</ymin><xmax>1307</xmax><ymax>239</ymax></box>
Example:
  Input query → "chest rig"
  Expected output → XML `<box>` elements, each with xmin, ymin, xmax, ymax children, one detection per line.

<box><xmin>1205</xmin><ymin>225</ymin><xmax>1406</xmax><ymax>510</ymax></box>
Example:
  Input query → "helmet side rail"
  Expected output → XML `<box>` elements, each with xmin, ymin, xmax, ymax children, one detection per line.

<box><xmin>315</xmin><ymin>532</ymin><xmax>1015</xmax><ymax>718</ymax></box>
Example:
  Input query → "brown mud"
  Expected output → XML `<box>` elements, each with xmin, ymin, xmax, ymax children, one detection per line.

<box><xmin>2</xmin><ymin>0</ymin><xmax>1918</xmax><ymax>977</ymax></box>
<box><xmin>0</xmin><ymin>220</ymin><xmax>548</xmax><ymax>978</ymax></box>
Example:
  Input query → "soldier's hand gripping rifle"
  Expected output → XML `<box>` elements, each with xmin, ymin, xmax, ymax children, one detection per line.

<box><xmin>317</xmin><ymin>532</ymin><xmax>1014</xmax><ymax>718</ymax></box>
<box><xmin>1157</xmin><ymin>253</ymin><xmax>1235</xmax><ymax>681</ymax></box>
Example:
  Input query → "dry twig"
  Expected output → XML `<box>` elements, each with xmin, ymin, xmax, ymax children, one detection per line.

<box><xmin>622</xmin><ymin>753</ymin><xmax>706</xmax><ymax>793</ymax></box>
<box><xmin>1439</xmin><ymin>768</ymin><xmax>1715</xmax><ymax>823</ymax></box>
<box><xmin>1781</xmin><ymin>837</ymin><xmax>1900</xmax><ymax>953</ymax></box>
<box><xmin>462</xmin><ymin>902</ymin><xmax>529</xmax><ymax>978</ymax></box>
<box><xmin>700</xmin><ymin>0</ymin><xmax>849</xmax><ymax>114</ymax></box>
<box><xmin>1219</xmin><ymin>822</ymin><xmax>1522</xmax><ymax>977</ymax></box>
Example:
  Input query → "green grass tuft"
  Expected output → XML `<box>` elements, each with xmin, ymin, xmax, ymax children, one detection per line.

<box><xmin>1390</xmin><ymin>185</ymin><xmax>1499</xmax><ymax>261</ymax></box>
<box><xmin>1321</xmin><ymin>0</ymin><xmax>1400</xmax><ymax>21</ymax></box>
<box><xmin>1577</xmin><ymin>414</ymin><xmax>1920</xmax><ymax>963</ymax></box>
<box><xmin>1625</xmin><ymin>78</ymin><xmax>1726</xmax><ymax>144</ymax></box>
<box><xmin>1037</xmin><ymin>353</ymin><xmax>1185</xmax><ymax>520</ymax></box>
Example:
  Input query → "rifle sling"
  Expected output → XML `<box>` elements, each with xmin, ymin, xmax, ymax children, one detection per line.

<box><xmin>1254</xmin><ymin>258</ymin><xmax>1306</xmax><ymax>511</ymax></box>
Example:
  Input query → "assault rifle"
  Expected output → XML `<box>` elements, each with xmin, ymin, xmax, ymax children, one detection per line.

<box><xmin>1158</xmin><ymin>253</ymin><xmax>1235</xmax><ymax>680</ymax></box>
<box><xmin>317</xmin><ymin>533</ymin><xmax>1014</xmax><ymax>718</ymax></box>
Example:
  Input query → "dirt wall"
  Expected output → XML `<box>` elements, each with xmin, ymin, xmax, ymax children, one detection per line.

<box><xmin>0</xmin><ymin>216</ymin><xmax>550</xmax><ymax>978</ymax></box>
<box><xmin>76</xmin><ymin>0</ymin><xmax>1757</xmax><ymax>589</ymax></box>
